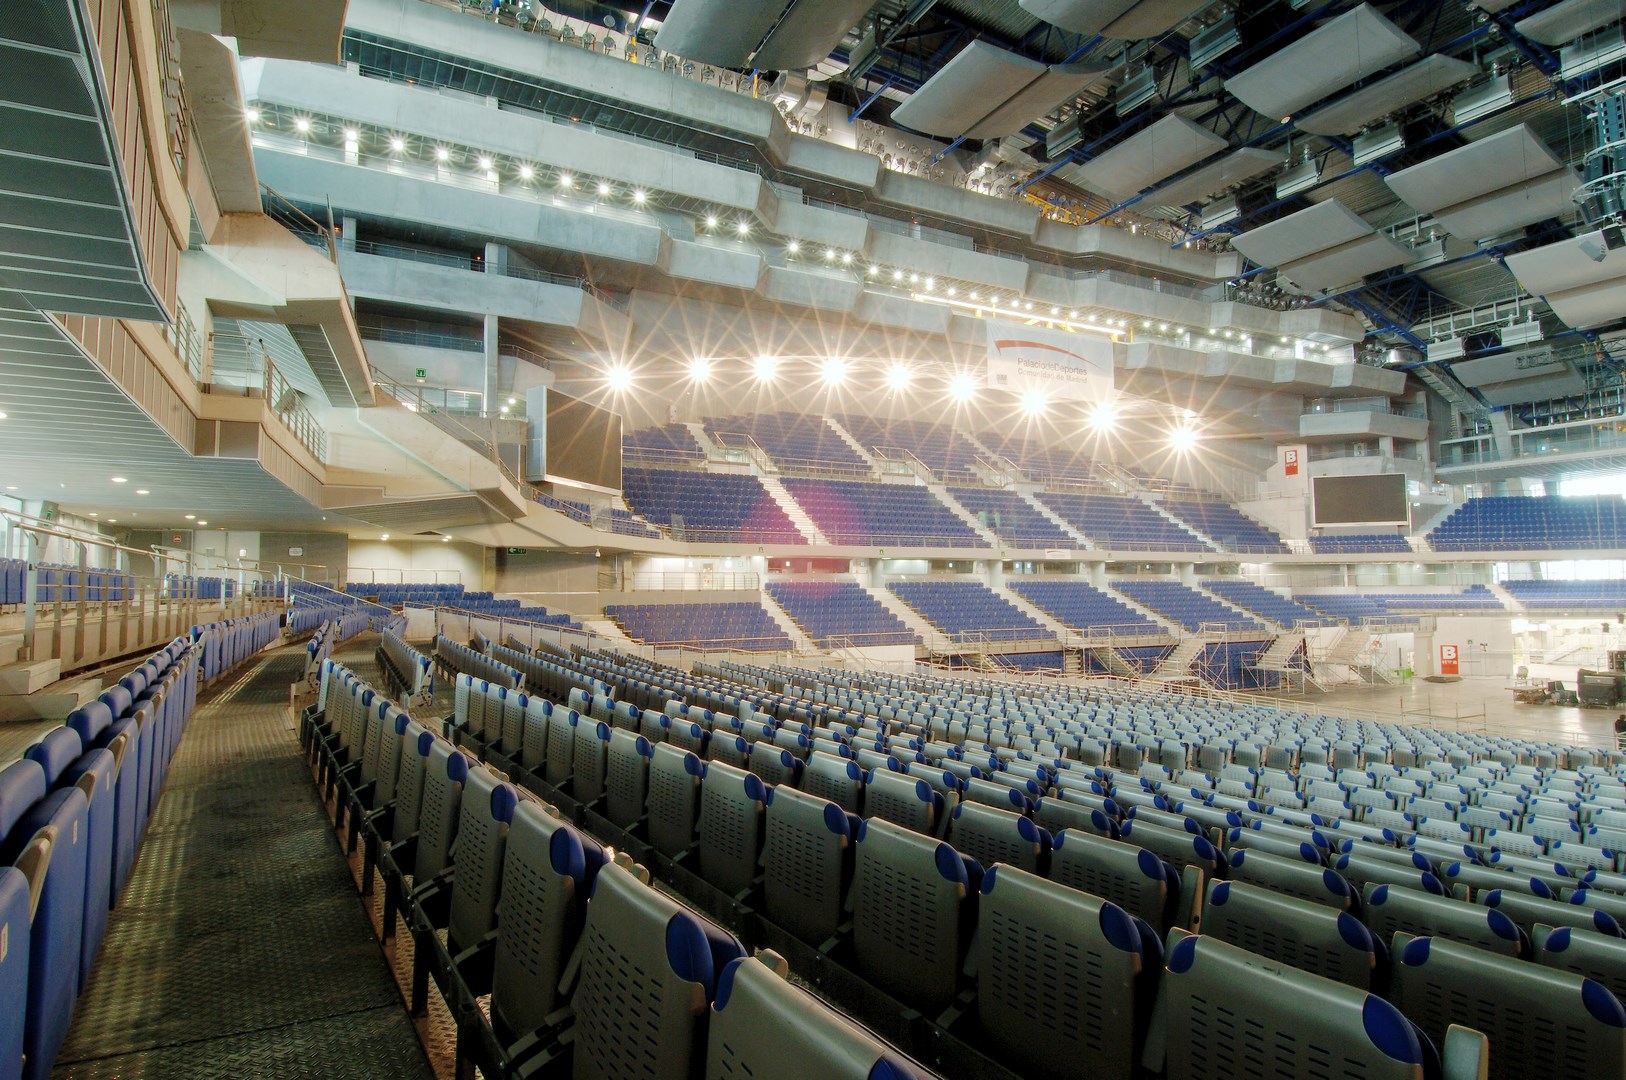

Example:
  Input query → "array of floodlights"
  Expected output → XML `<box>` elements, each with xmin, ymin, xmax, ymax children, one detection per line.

<box><xmin>597</xmin><ymin>359</ymin><xmax>1201</xmax><ymax>448</ymax></box>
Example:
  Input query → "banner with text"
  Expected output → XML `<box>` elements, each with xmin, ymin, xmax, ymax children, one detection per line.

<box><xmin>985</xmin><ymin>319</ymin><xmax>1114</xmax><ymax>403</ymax></box>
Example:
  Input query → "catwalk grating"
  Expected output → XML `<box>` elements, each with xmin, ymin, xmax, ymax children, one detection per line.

<box><xmin>51</xmin><ymin>645</ymin><xmax>435</xmax><ymax>1079</ymax></box>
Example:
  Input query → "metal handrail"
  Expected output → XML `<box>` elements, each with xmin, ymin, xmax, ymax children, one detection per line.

<box><xmin>372</xmin><ymin>372</ymin><xmax>524</xmax><ymax>489</ymax></box>
<box><xmin>261</xmin><ymin>183</ymin><xmax>337</xmax><ymax>261</ymax></box>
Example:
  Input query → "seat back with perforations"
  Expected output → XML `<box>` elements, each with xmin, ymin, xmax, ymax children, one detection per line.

<box><xmin>761</xmin><ymin>785</ymin><xmax>851</xmax><ymax>944</ymax></box>
<box><xmin>1202</xmin><ymin>880</ymin><xmax>1381</xmax><ymax>989</ymax></box>
<box><xmin>847</xmin><ymin>817</ymin><xmax>967</xmax><ymax>1013</ymax></box>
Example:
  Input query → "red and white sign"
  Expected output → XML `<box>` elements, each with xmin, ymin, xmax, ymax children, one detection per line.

<box><xmin>1439</xmin><ymin>644</ymin><xmax>1459</xmax><ymax>676</ymax></box>
<box><xmin>1283</xmin><ymin>448</ymin><xmax>1300</xmax><ymax>476</ymax></box>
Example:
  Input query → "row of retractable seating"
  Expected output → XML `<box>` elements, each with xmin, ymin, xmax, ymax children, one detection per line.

<box><xmin>191</xmin><ymin>612</ymin><xmax>280</xmax><ymax>682</ymax></box>
<box><xmin>0</xmin><ymin>559</ymin><xmax>24</xmax><ymax>605</ymax></box>
<box><xmin>781</xmin><ymin>478</ymin><xmax>986</xmax><ymax>547</ymax></box>
<box><xmin>765</xmin><ymin>580</ymin><xmax>920</xmax><ymax>647</ymax></box>
<box><xmin>889</xmin><ymin>581</ymin><xmax>1055</xmax><ymax>643</ymax></box>
<box><xmin>347</xmin><ymin>582</ymin><xmax>466</xmax><ymax>606</ymax></box>
<box><xmin>1200</xmin><ymin>580</ymin><xmax>1330</xmax><ymax>628</ymax></box>
<box><xmin>303</xmin><ymin>661</ymin><xmax>943</xmax><ymax>1080</ymax></box>
<box><xmin>1295</xmin><ymin>592</ymin><xmax>1410</xmax><ymax>624</ymax></box>
<box><xmin>705</xmin><ymin>410</ymin><xmax>870</xmax><ymax>471</ymax></box>
<box><xmin>1</xmin><ymin>636</ymin><xmax>213</xmax><ymax>1080</ymax></box>
<box><xmin>605</xmin><ymin>601</ymin><xmax>795</xmax><ymax>651</ymax></box>
<box><xmin>288</xmin><ymin>602</ymin><xmax>374</xmax><ymax>637</ymax></box>
<box><xmin>1162</xmin><ymin>500</ymin><xmax>1290</xmax><ymax>554</ymax></box>
<box><xmin>1033</xmin><ymin>492</ymin><xmax>1214</xmax><ymax>552</ymax></box>
<box><xmin>974</xmin><ymin>430</ymin><xmax>1097</xmax><ymax>484</ymax></box>
<box><xmin>1428</xmin><ymin>494</ymin><xmax>1626</xmax><ymax>551</ymax></box>
<box><xmin>945</xmin><ymin>487</ymin><xmax>1077</xmax><ymax>547</ymax></box>
<box><xmin>163</xmin><ymin>574</ymin><xmax>235</xmax><ymax>599</ymax></box>
<box><xmin>621</xmin><ymin>467</ymin><xmax>808</xmax><ymax>544</ymax></box>
<box><xmin>1308</xmin><ymin>532</ymin><xmax>1413</xmax><ymax>553</ymax></box>
<box><xmin>23</xmin><ymin>565</ymin><xmax>137</xmax><ymax>604</ymax></box>
<box><xmin>1007</xmin><ymin>580</ymin><xmax>1163</xmax><ymax>635</ymax></box>
<box><xmin>440</xmin><ymin>648</ymin><xmax>1626</xmax><ymax>1080</ymax></box>
<box><xmin>837</xmin><ymin>414</ymin><xmax>984</xmax><ymax>476</ymax></box>
<box><xmin>1501</xmin><ymin>578</ymin><xmax>1626</xmax><ymax>610</ymax></box>
<box><xmin>1366</xmin><ymin>586</ymin><xmax>1505</xmax><ymax>612</ymax></box>
<box><xmin>1111</xmin><ymin>580</ymin><xmax>1266</xmax><ymax>633</ymax></box>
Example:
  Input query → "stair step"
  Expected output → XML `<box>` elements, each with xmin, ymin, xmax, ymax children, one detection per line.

<box><xmin>0</xmin><ymin>658</ymin><xmax>62</xmax><ymax>695</ymax></box>
<box><xmin>0</xmin><ymin>636</ymin><xmax>21</xmax><ymax>666</ymax></box>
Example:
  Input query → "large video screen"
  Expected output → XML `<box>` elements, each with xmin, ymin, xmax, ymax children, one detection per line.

<box><xmin>543</xmin><ymin>388</ymin><xmax>622</xmax><ymax>493</ymax></box>
<box><xmin>1312</xmin><ymin>473</ymin><xmax>1409</xmax><ymax>527</ymax></box>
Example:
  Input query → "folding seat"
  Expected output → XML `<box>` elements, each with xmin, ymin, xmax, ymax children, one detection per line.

<box><xmin>696</xmin><ymin>761</ymin><xmax>766</xmax><ymax>897</ymax></box>
<box><xmin>1227</xmin><ymin>822</ymin><xmax>1325</xmax><ymax>865</ymax></box>
<box><xmin>747</xmin><ymin>741</ymin><xmax>802</xmax><ymax>789</ymax></box>
<box><xmin>604</xmin><ymin>728</ymin><xmax>653</xmax><ymax>830</ymax></box>
<box><xmin>1535</xmin><ymin>925</ymin><xmax>1626</xmax><ymax>1006</ymax></box>
<box><xmin>1035</xmin><ymin>796</ymin><xmax>1117</xmax><ymax>840</ymax></box>
<box><xmin>846</xmin><ymin>817</ymin><xmax>969</xmax><ymax>1014</ymax></box>
<box><xmin>646</xmin><ymin>744</ymin><xmax>705</xmax><ymax>858</ymax></box>
<box><xmin>802</xmin><ymin>751</ymin><xmax>864</xmax><ymax>814</ymax></box>
<box><xmin>497</xmin><ymin>690</ymin><xmax>528</xmax><ymax>758</ymax></box>
<box><xmin>946</xmin><ymin>802</ymin><xmax>1050</xmax><ymax>875</ymax></box>
<box><xmin>1159</xmin><ymin>931</ymin><xmax>1433</xmax><ymax>1080</ymax></box>
<box><xmin>0</xmin><ymin>757</ymin><xmax>88</xmax><ymax>1080</ymax></box>
<box><xmin>1201</xmin><ymin>880</ymin><xmax>1382</xmax><ymax>989</ymax></box>
<box><xmin>544</xmin><ymin>708</ymin><xmax>578</xmax><ymax>789</ymax></box>
<box><xmin>434</xmin><ymin>767</ymin><xmax>517</xmax><ymax>959</ymax></box>
<box><xmin>572</xmin><ymin>720</ymin><xmax>612</xmax><ymax>805</ymax></box>
<box><xmin>1333</xmin><ymin>849</ymin><xmax>1447</xmax><ymax>896</ymax></box>
<box><xmin>1391</xmin><ymin>933</ymin><xmax>1626</xmax><ymax>1080</ymax></box>
<box><xmin>759</xmin><ymin>786</ymin><xmax>853</xmax><ymax>945</ymax></box>
<box><xmin>863</xmin><ymin>769</ymin><xmax>942</xmax><ymax>836</ymax></box>
<box><xmin>1479</xmin><ymin>888</ymin><xmax>1623</xmax><ymax>938</ymax></box>
<box><xmin>55</xmin><ymin>736</ymin><xmax>119</xmax><ymax>990</ymax></box>
<box><xmin>1050</xmin><ymin>828</ymin><xmax>1184</xmax><ymax>932</ymax></box>
<box><xmin>969</xmin><ymin>864</ymin><xmax>1151</xmax><ymax>1079</ymax></box>
<box><xmin>1361</xmin><ymin>883</ymin><xmax>1527</xmax><ymax>958</ymax></box>
<box><xmin>1227</xmin><ymin>848</ymin><xmax>1355</xmax><ymax>912</ymax></box>
<box><xmin>0</xmin><ymin>863</ymin><xmax>27</xmax><ymax>1079</ymax></box>
<box><xmin>519</xmin><ymin>696</ymin><xmax>552</xmax><ymax>774</ymax></box>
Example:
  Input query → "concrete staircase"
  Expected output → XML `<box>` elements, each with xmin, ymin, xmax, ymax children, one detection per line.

<box><xmin>759</xmin><ymin>591</ymin><xmax>817</xmax><ymax>653</ymax></box>
<box><xmin>825</xmin><ymin>417</ymin><xmax>884</xmax><ymax>475</ymax></box>
<box><xmin>1488</xmin><ymin>581</ymin><xmax>1522</xmax><ymax>612</ymax></box>
<box><xmin>684</xmin><ymin>421</ymin><xmax>722</xmax><ymax>459</ymax></box>
<box><xmin>995</xmin><ymin>584</ymin><xmax>1073</xmax><ymax>639</ymax></box>
<box><xmin>758</xmin><ymin>477</ymin><xmax>829</xmax><ymax>543</ymax></box>
<box><xmin>1193</xmin><ymin>581</ymin><xmax>1282</xmax><ymax>630</ymax></box>
<box><xmin>1102</xmin><ymin>582</ymin><xmax>1186</xmax><ymax>635</ymax></box>
<box><xmin>1152</xmin><ymin>635</ymin><xmax>1207</xmax><ymax>681</ymax></box>
<box><xmin>1020</xmin><ymin>491</ymin><xmax>1092</xmax><ymax>546</ymax></box>
<box><xmin>930</xmin><ymin>484</ymin><xmax>1003</xmax><ymax>546</ymax></box>
<box><xmin>863</xmin><ymin>583</ymin><xmax>944</xmax><ymax>649</ymax></box>
<box><xmin>583</xmin><ymin>618</ymin><xmax>635</xmax><ymax>647</ymax></box>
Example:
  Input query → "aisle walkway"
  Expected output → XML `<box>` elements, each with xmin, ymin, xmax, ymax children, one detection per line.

<box><xmin>52</xmin><ymin>646</ymin><xmax>434</xmax><ymax>1079</ymax></box>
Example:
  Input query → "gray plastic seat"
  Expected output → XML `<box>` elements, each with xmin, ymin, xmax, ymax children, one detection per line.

<box><xmin>973</xmin><ymin>864</ymin><xmax>1148</xmax><ymax>1079</ymax></box>
<box><xmin>489</xmin><ymin>802</ymin><xmax>605</xmax><ymax>1042</ymax></box>
<box><xmin>1391</xmin><ymin>933</ymin><xmax>1626</xmax><ymax>1080</ymax></box>
<box><xmin>391</xmin><ymin>720</ymin><xmax>433</xmax><ymax>845</ymax></box>
<box><xmin>706</xmin><ymin>954</ymin><xmax>934</xmax><ymax>1080</ymax></box>
<box><xmin>863</xmin><ymin>769</ymin><xmax>941</xmax><ymax>836</ymax></box>
<box><xmin>572</xmin><ymin>720</ymin><xmax>612</xmax><ymax>804</ymax></box>
<box><xmin>520</xmin><ymin>696</ymin><xmax>551</xmax><ymax>773</ymax></box>
<box><xmin>1049</xmin><ymin>829</ymin><xmax>1179</xmax><ymax>933</ymax></box>
<box><xmin>415</xmin><ymin>738</ymin><xmax>472</xmax><ymax>882</ymax></box>
<box><xmin>446</xmin><ymin>767</ymin><xmax>517</xmax><ymax>953</ymax></box>
<box><xmin>567</xmin><ymin>861</ymin><xmax>744</xmax><ymax>1080</ymax></box>
<box><xmin>1478</xmin><ymin>888</ymin><xmax>1623</xmax><ymax>938</ymax></box>
<box><xmin>1201</xmin><ymin>880</ymin><xmax>1382</xmax><ymax>989</ymax></box>
<box><xmin>498</xmin><ymin>689</ymin><xmax>526</xmax><ymax>757</ymax></box>
<box><xmin>1535</xmin><ymin>924</ymin><xmax>1626</xmax><ymax>1008</ymax></box>
<box><xmin>697</xmin><ymin>761</ymin><xmax>766</xmax><ymax>896</ymax></box>
<box><xmin>1161</xmin><ymin>931</ymin><xmax>1429</xmax><ymax>1080</ymax></box>
<box><xmin>1036</xmin><ymin>796</ymin><xmax>1118</xmax><ymax>840</ymax></box>
<box><xmin>1227</xmin><ymin>848</ymin><xmax>1355</xmax><ymax>911</ymax></box>
<box><xmin>847</xmin><ymin>817</ymin><xmax>968</xmax><ymax>1013</ymax></box>
<box><xmin>544</xmin><ymin>708</ymin><xmax>577</xmax><ymax>789</ymax></box>
<box><xmin>747</xmin><ymin>740</ymin><xmax>802</xmax><ymax>789</ymax></box>
<box><xmin>760</xmin><ymin>785</ymin><xmax>852</xmax><ymax>944</ymax></box>
<box><xmin>1333</xmin><ymin>850</ymin><xmax>1447</xmax><ymax>896</ymax></box>
<box><xmin>946</xmin><ymin>802</ymin><xmax>1050</xmax><ymax>875</ymax></box>
<box><xmin>803</xmin><ymin>750</ymin><xmax>864</xmax><ymax>814</ymax></box>
<box><xmin>1362</xmin><ymin>883</ymin><xmax>1527</xmax><ymax>957</ymax></box>
<box><xmin>604</xmin><ymin>728</ymin><xmax>653</xmax><ymax>829</ymax></box>
<box><xmin>647</xmin><ymin>743</ymin><xmax>704</xmax><ymax>857</ymax></box>
<box><xmin>1120</xmin><ymin>819</ymin><xmax>1222</xmax><ymax>879</ymax></box>
<box><xmin>707</xmin><ymin>732</ymin><xmax>751</xmax><ymax>769</ymax></box>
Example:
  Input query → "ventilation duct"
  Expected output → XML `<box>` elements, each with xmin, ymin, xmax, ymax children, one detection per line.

<box><xmin>1352</xmin><ymin>123</ymin><xmax>1404</xmax><ymax>166</ymax></box>
<box><xmin>1451</xmin><ymin>75</ymin><xmax>1515</xmax><ymax>124</ymax></box>
<box><xmin>1190</xmin><ymin>14</ymin><xmax>1240</xmax><ymax>70</ymax></box>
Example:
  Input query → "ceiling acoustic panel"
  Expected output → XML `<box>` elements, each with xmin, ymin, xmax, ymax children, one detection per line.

<box><xmin>654</xmin><ymin>0</ymin><xmax>783</xmax><ymax>68</ymax></box>
<box><xmin>1516</xmin><ymin>0</ymin><xmax>1623</xmax><ymax>46</ymax></box>
<box><xmin>1232</xmin><ymin>200</ymin><xmax>1374</xmax><ymax>268</ymax></box>
<box><xmin>1278</xmin><ymin>232</ymin><xmax>1412</xmax><ymax>293</ymax></box>
<box><xmin>752</xmin><ymin>0</ymin><xmax>876</xmax><ymax>71</ymax></box>
<box><xmin>1505</xmin><ymin>231</ymin><xmax>1626</xmax><ymax>329</ymax></box>
<box><xmin>1384</xmin><ymin>124</ymin><xmax>1578</xmax><ymax>241</ymax></box>
<box><xmin>1296</xmin><ymin>55</ymin><xmax>1478</xmax><ymax>135</ymax></box>
<box><xmin>1226</xmin><ymin>4</ymin><xmax>1419</xmax><ymax>120</ymax></box>
<box><xmin>1150</xmin><ymin>147</ymin><xmax>1280</xmax><ymax>207</ymax></box>
<box><xmin>892</xmin><ymin>40</ymin><xmax>1109</xmax><ymax>139</ymax></box>
<box><xmin>1071</xmin><ymin>114</ymin><xmax>1228</xmax><ymax>199</ymax></box>
<box><xmin>1019</xmin><ymin>0</ymin><xmax>1204</xmax><ymax>39</ymax></box>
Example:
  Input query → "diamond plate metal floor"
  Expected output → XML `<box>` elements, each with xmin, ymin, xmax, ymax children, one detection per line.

<box><xmin>53</xmin><ymin>645</ymin><xmax>436</xmax><ymax>1080</ymax></box>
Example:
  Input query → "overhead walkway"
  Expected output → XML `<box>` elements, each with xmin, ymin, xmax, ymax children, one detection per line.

<box><xmin>50</xmin><ymin>643</ymin><xmax>433</xmax><ymax>1080</ymax></box>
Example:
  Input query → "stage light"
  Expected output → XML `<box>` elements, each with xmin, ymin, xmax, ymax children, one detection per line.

<box><xmin>886</xmin><ymin>365</ymin><xmax>913</xmax><ymax>391</ymax></box>
<box><xmin>754</xmin><ymin>355</ymin><xmax>779</xmax><ymax>381</ymax></box>
<box><xmin>688</xmin><ymin>358</ymin><xmax>713</xmax><ymax>382</ymax></box>
<box><xmin>604</xmin><ymin>366</ymin><xmax>632</xmax><ymax>391</ymax></box>
<box><xmin>948</xmin><ymin>373</ymin><xmax>978</xmax><ymax>402</ymax></box>
<box><xmin>821</xmin><ymin>356</ymin><xmax>848</xmax><ymax>386</ymax></box>
<box><xmin>1089</xmin><ymin>402</ymin><xmax>1116</xmax><ymax>430</ymax></box>
<box><xmin>1021</xmin><ymin>389</ymin><xmax>1048</xmax><ymax>417</ymax></box>
<box><xmin>1170</xmin><ymin>426</ymin><xmax>1198</xmax><ymax>451</ymax></box>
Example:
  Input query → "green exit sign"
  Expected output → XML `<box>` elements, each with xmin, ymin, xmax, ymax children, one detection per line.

<box><xmin>415</xmin><ymin>367</ymin><xmax>426</xmax><ymax>379</ymax></box>
<box><xmin>507</xmin><ymin>547</ymin><xmax>528</xmax><ymax>555</ymax></box>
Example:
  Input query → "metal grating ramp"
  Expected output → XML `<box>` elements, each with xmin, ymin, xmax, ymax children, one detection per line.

<box><xmin>51</xmin><ymin>648</ymin><xmax>434</xmax><ymax>1079</ymax></box>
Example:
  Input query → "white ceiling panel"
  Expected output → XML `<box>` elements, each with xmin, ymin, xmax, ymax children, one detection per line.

<box><xmin>1546</xmin><ymin>279</ymin><xmax>1626</xmax><ymax>329</ymax></box>
<box><xmin>1505</xmin><ymin>230</ymin><xmax>1626</xmax><ymax>328</ymax></box>
<box><xmin>1102</xmin><ymin>0</ymin><xmax>1207</xmax><ymax>39</ymax></box>
<box><xmin>966</xmin><ymin>61</ymin><xmax>1113</xmax><ymax>138</ymax></box>
<box><xmin>1385</xmin><ymin>125</ymin><xmax>1568</xmax><ymax>210</ymax></box>
<box><xmin>1296</xmin><ymin>55</ymin><xmax>1478</xmax><ymax>135</ymax></box>
<box><xmin>1150</xmin><ymin>147</ymin><xmax>1282</xmax><ymax>206</ymax></box>
<box><xmin>752</xmin><ymin>0</ymin><xmax>875</xmax><ymax>72</ymax></box>
<box><xmin>653</xmin><ymin>0</ymin><xmax>782</xmax><ymax>68</ymax></box>
<box><xmin>1232</xmin><ymin>200</ymin><xmax>1375</xmax><ymax>268</ymax></box>
<box><xmin>1226</xmin><ymin>4</ymin><xmax>1419</xmax><ymax>120</ymax></box>
<box><xmin>1516</xmin><ymin>0</ymin><xmax>1623</xmax><ymax>46</ymax></box>
<box><xmin>1431</xmin><ymin>170</ymin><xmax>1580</xmax><ymax>241</ymax></box>
<box><xmin>1019</xmin><ymin>0</ymin><xmax>1138</xmax><ymax>34</ymax></box>
<box><xmin>1071</xmin><ymin>114</ymin><xmax>1228</xmax><ymax>199</ymax></box>
<box><xmin>1279</xmin><ymin>232</ymin><xmax>1413</xmax><ymax>292</ymax></box>
<box><xmin>890</xmin><ymin>40</ymin><xmax>1049</xmax><ymax>137</ymax></box>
